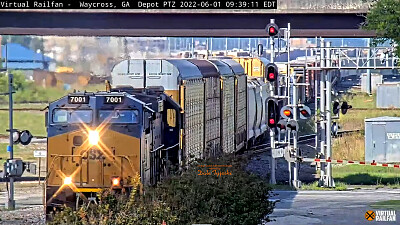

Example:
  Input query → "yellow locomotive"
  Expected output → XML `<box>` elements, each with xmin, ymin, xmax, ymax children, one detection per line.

<box><xmin>45</xmin><ymin>87</ymin><xmax>181</xmax><ymax>215</ymax></box>
<box><xmin>46</xmin><ymin>57</ymin><xmax>275</xmax><ymax>216</ymax></box>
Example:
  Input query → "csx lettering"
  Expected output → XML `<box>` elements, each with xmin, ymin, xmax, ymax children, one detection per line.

<box><xmin>89</xmin><ymin>150</ymin><xmax>104</xmax><ymax>160</ymax></box>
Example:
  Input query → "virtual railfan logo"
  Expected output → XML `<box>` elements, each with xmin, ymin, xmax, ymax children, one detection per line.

<box><xmin>365</xmin><ymin>210</ymin><xmax>396</xmax><ymax>222</ymax></box>
<box><xmin>197</xmin><ymin>164</ymin><xmax>232</xmax><ymax>177</ymax></box>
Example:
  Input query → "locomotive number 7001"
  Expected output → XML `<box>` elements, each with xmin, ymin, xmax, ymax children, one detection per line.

<box><xmin>104</xmin><ymin>96</ymin><xmax>124</xmax><ymax>104</ymax></box>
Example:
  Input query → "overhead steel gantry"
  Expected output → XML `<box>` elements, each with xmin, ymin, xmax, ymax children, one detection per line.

<box><xmin>0</xmin><ymin>9</ymin><xmax>375</xmax><ymax>37</ymax></box>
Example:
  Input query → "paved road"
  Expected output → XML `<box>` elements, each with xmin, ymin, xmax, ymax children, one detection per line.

<box><xmin>269</xmin><ymin>189</ymin><xmax>400</xmax><ymax>225</ymax></box>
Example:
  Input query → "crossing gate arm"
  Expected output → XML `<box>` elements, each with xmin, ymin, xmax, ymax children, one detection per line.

<box><xmin>301</xmin><ymin>158</ymin><xmax>400</xmax><ymax>169</ymax></box>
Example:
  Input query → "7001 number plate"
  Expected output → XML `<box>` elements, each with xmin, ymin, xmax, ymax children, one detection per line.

<box><xmin>104</xmin><ymin>96</ymin><xmax>124</xmax><ymax>104</ymax></box>
<box><xmin>68</xmin><ymin>95</ymin><xmax>89</xmax><ymax>104</ymax></box>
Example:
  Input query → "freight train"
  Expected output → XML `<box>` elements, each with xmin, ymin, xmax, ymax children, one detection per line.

<box><xmin>45</xmin><ymin>57</ymin><xmax>273</xmax><ymax>215</ymax></box>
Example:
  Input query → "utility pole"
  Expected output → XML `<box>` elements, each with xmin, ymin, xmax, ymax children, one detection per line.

<box><xmin>325</xmin><ymin>41</ymin><xmax>334</xmax><ymax>187</ymax></box>
<box><xmin>286</xmin><ymin>23</ymin><xmax>292</xmax><ymax>186</ymax></box>
<box><xmin>292</xmin><ymin>71</ymin><xmax>300</xmax><ymax>188</ymax></box>
<box><xmin>3</xmin><ymin>42</ymin><xmax>15</xmax><ymax>210</ymax></box>
<box><xmin>191</xmin><ymin>37</ymin><xmax>195</xmax><ymax>58</ymax></box>
<box><xmin>366</xmin><ymin>38</ymin><xmax>372</xmax><ymax>95</ymax></box>
<box><xmin>6</xmin><ymin>72</ymin><xmax>15</xmax><ymax>210</ymax></box>
<box><xmin>319</xmin><ymin>39</ymin><xmax>326</xmax><ymax>186</ymax></box>
<box><xmin>225</xmin><ymin>38</ymin><xmax>228</xmax><ymax>56</ymax></box>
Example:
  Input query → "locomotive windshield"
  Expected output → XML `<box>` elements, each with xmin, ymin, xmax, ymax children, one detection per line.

<box><xmin>53</xmin><ymin>109</ymin><xmax>93</xmax><ymax>124</ymax></box>
<box><xmin>98</xmin><ymin>110</ymin><xmax>139</xmax><ymax>124</ymax></box>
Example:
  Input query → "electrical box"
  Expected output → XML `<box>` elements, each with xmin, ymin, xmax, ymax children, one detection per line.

<box><xmin>365</xmin><ymin>117</ymin><xmax>400</xmax><ymax>163</ymax></box>
<box><xmin>4</xmin><ymin>159</ymin><xmax>25</xmax><ymax>177</ymax></box>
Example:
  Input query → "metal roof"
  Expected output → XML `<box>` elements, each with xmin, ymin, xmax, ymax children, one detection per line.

<box><xmin>208</xmin><ymin>60</ymin><xmax>233</xmax><ymax>76</ymax></box>
<box><xmin>1</xmin><ymin>43</ymin><xmax>54</xmax><ymax>70</ymax></box>
<box><xmin>365</xmin><ymin>116</ymin><xmax>400</xmax><ymax>122</ymax></box>
<box><xmin>166</xmin><ymin>59</ymin><xmax>203</xmax><ymax>79</ymax></box>
<box><xmin>220</xmin><ymin>59</ymin><xmax>245</xmax><ymax>75</ymax></box>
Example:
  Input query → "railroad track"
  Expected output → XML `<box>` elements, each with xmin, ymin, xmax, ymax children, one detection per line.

<box><xmin>351</xmin><ymin>108</ymin><xmax>400</xmax><ymax>111</ymax></box>
<box><xmin>246</xmin><ymin>129</ymin><xmax>361</xmax><ymax>155</ymax></box>
<box><xmin>0</xmin><ymin>134</ymin><xmax>47</xmax><ymax>139</ymax></box>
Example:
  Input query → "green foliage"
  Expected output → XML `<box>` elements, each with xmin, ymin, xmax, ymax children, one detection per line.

<box><xmin>371</xmin><ymin>200</ymin><xmax>400</xmax><ymax>210</ymax></box>
<box><xmin>152</xmin><ymin>156</ymin><xmax>274</xmax><ymax>225</ymax></box>
<box><xmin>50</xmin><ymin>189</ymin><xmax>177</xmax><ymax>225</ymax></box>
<box><xmin>0</xmin><ymin>70</ymin><xmax>68</xmax><ymax>103</ymax></box>
<box><xmin>50</xmin><ymin>157</ymin><xmax>275</xmax><ymax>225</ymax></box>
<box><xmin>363</xmin><ymin>0</ymin><xmax>400</xmax><ymax>56</ymax></box>
<box><xmin>333</xmin><ymin>164</ymin><xmax>400</xmax><ymax>185</ymax></box>
<box><xmin>301</xmin><ymin>181</ymin><xmax>348</xmax><ymax>191</ymax></box>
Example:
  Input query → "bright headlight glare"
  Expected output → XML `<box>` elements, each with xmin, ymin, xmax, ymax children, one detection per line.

<box><xmin>88</xmin><ymin>130</ymin><xmax>99</xmax><ymax>145</ymax></box>
<box><xmin>64</xmin><ymin>176</ymin><xmax>72</xmax><ymax>185</ymax></box>
<box><xmin>112</xmin><ymin>177</ymin><xmax>120</xmax><ymax>186</ymax></box>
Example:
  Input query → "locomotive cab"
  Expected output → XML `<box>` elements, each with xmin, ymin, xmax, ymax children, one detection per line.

<box><xmin>45</xmin><ymin>88</ymin><xmax>180</xmax><ymax>216</ymax></box>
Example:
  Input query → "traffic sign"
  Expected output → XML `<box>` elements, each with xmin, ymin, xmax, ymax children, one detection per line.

<box><xmin>34</xmin><ymin>150</ymin><xmax>47</xmax><ymax>158</ymax></box>
<box><xmin>272</xmin><ymin>148</ymin><xmax>284</xmax><ymax>158</ymax></box>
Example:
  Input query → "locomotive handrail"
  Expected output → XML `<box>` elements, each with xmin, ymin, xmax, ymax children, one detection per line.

<box><xmin>150</xmin><ymin>144</ymin><xmax>165</xmax><ymax>153</ymax></box>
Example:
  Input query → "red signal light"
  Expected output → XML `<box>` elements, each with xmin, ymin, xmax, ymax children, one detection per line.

<box><xmin>268</xmin><ymin>72</ymin><xmax>275</xmax><ymax>80</ymax></box>
<box><xmin>269</xmin><ymin>27</ymin><xmax>275</xmax><ymax>34</ymax></box>
<box><xmin>300</xmin><ymin>110</ymin><xmax>308</xmax><ymax>115</ymax></box>
<box><xmin>269</xmin><ymin>119</ymin><xmax>275</xmax><ymax>125</ymax></box>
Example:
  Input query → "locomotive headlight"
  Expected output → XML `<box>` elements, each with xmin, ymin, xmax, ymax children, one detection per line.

<box><xmin>64</xmin><ymin>176</ymin><xmax>72</xmax><ymax>185</ymax></box>
<box><xmin>111</xmin><ymin>177</ymin><xmax>121</xmax><ymax>186</ymax></box>
<box><xmin>88</xmin><ymin>130</ymin><xmax>99</xmax><ymax>146</ymax></box>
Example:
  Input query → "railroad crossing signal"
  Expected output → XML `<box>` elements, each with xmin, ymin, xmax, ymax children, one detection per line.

<box><xmin>341</xmin><ymin>101</ymin><xmax>352</xmax><ymax>115</ymax></box>
<box><xmin>332</xmin><ymin>101</ymin><xmax>340</xmax><ymax>115</ymax></box>
<box><xmin>280</xmin><ymin>106</ymin><xmax>293</xmax><ymax>119</ymax></box>
<box><xmin>299</xmin><ymin>105</ymin><xmax>311</xmax><ymax>120</ymax></box>
<box><xmin>332</xmin><ymin>101</ymin><xmax>352</xmax><ymax>115</ymax></box>
<box><xmin>267</xmin><ymin>98</ymin><xmax>279</xmax><ymax>128</ymax></box>
<box><xmin>331</xmin><ymin>122</ymin><xmax>339</xmax><ymax>136</ymax></box>
<box><xmin>266</xmin><ymin>63</ymin><xmax>279</xmax><ymax>82</ymax></box>
<box><xmin>287</xmin><ymin>120</ymin><xmax>299</xmax><ymax>133</ymax></box>
<box><xmin>266</xmin><ymin>22</ymin><xmax>279</xmax><ymax>37</ymax></box>
<box><xmin>277</xmin><ymin>119</ymin><xmax>287</xmax><ymax>133</ymax></box>
<box><xmin>11</xmin><ymin>130</ymin><xmax>33</xmax><ymax>145</ymax></box>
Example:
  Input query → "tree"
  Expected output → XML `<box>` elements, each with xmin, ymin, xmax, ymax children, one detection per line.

<box><xmin>363</xmin><ymin>0</ymin><xmax>400</xmax><ymax>56</ymax></box>
<box><xmin>1</xmin><ymin>35</ymin><xmax>44</xmax><ymax>51</ymax></box>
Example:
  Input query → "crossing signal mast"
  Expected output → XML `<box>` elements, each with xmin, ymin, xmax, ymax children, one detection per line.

<box><xmin>266</xmin><ymin>19</ymin><xmax>280</xmax><ymax>185</ymax></box>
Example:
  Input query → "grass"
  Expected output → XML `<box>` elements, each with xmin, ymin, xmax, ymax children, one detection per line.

<box><xmin>370</xmin><ymin>200</ymin><xmax>400</xmax><ymax>210</ymax></box>
<box><xmin>301</xmin><ymin>181</ymin><xmax>348</xmax><ymax>191</ymax></box>
<box><xmin>0</xmin><ymin>143</ymin><xmax>39</xmax><ymax>164</ymax></box>
<box><xmin>0</xmin><ymin>103</ymin><xmax>48</xmax><ymax>109</ymax></box>
<box><xmin>337</xmin><ymin>89</ymin><xmax>400</xmax><ymax>130</ymax></box>
<box><xmin>338</xmin><ymin>109</ymin><xmax>400</xmax><ymax>131</ymax></box>
<box><xmin>332</xmin><ymin>164</ymin><xmax>400</xmax><ymax>185</ymax></box>
<box><xmin>0</xmin><ymin>111</ymin><xmax>46</xmax><ymax>136</ymax></box>
<box><xmin>333</xmin><ymin>132</ymin><xmax>365</xmax><ymax>161</ymax></box>
<box><xmin>341</xmin><ymin>91</ymin><xmax>376</xmax><ymax>109</ymax></box>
